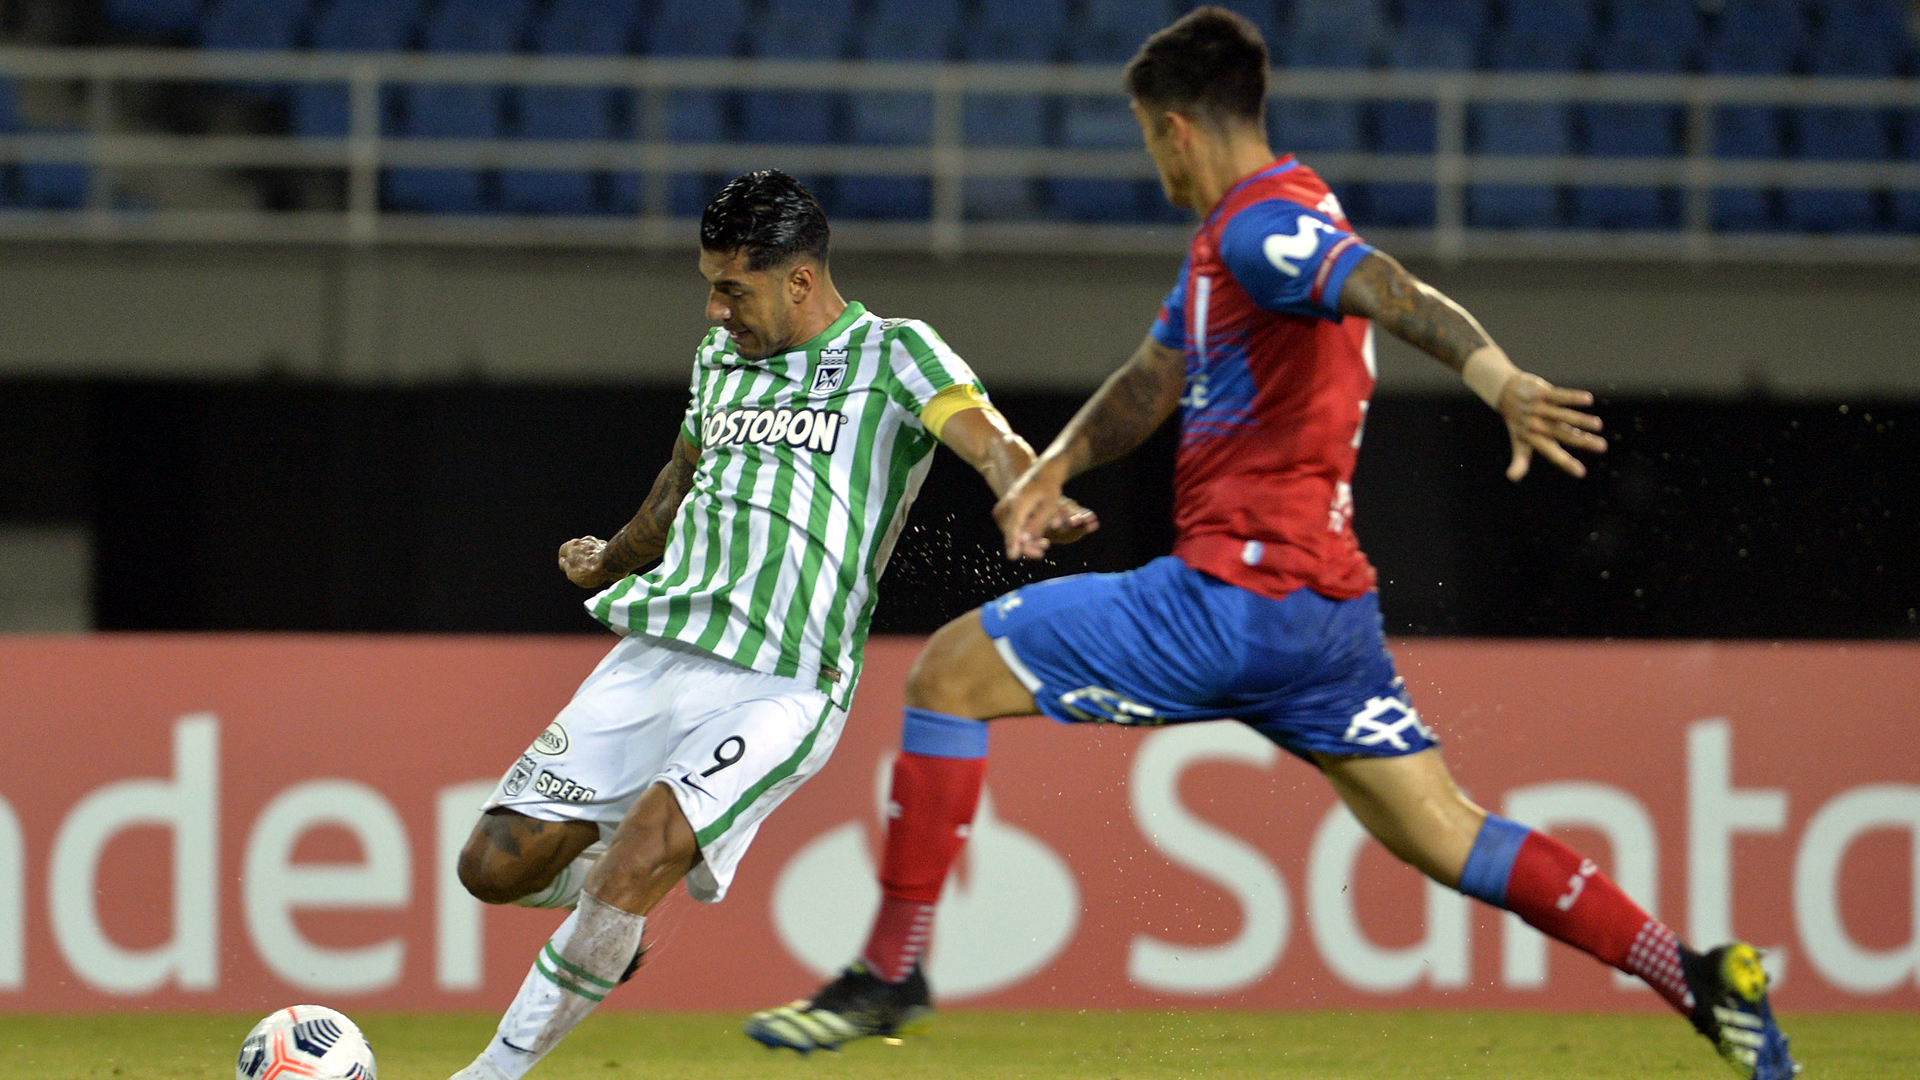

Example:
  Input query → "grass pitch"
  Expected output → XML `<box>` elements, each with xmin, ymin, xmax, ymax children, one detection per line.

<box><xmin>1</xmin><ymin>1010</ymin><xmax>1914</xmax><ymax>1080</ymax></box>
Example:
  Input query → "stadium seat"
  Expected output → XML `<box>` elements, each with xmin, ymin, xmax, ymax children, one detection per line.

<box><xmin>200</xmin><ymin>0</ymin><xmax>310</xmax><ymax>102</ymax></box>
<box><xmin>1808</xmin><ymin>0</ymin><xmax>1909</xmax><ymax>42</ymax></box>
<box><xmin>0</xmin><ymin>78</ymin><xmax>88</xmax><ymax>209</ymax></box>
<box><xmin>838</xmin><ymin>0</ymin><xmax>961</xmax><ymax>220</ymax></box>
<box><xmin>503</xmin><ymin>0</ymin><xmax>639</xmax><ymax>216</ymax></box>
<box><xmin>1785</xmin><ymin>37</ymin><xmax>1897</xmax><ymax>232</ymax></box>
<box><xmin>1604</xmin><ymin>0</ymin><xmax>1705</xmax><ymax>51</ymax></box>
<box><xmin>1287</xmin><ymin>0</ymin><xmax>1384</xmax><ymax>43</ymax></box>
<box><xmin>294</xmin><ymin>0</ymin><xmax>425</xmax><ymax>137</ymax></box>
<box><xmin>104</xmin><ymin>0</ymin><xmax>204</xmax><ymax>40</ymax></box>
<box><xmin>1894</xmin><ymin>109</ymin><xmax>1920</xmax><ymax>230</ymax></box>
<box><xmin>1396</xmin><ymin>0</ymin><xmax>1489</xmax><ymax>36</ymax></box>
<box><xmin>0</xmin><ymin>80</ymin><xmax>18</xmax><ymax>207</ymax></box>
<box><xmin>1712</xmin><ymin>0</ymin><xmax>1811</xmax><ymax>54</ymax></box>
<box><xmin>960</xmin><ymin>0</ymin><xmax>1067</xmax><ymax>218</ymax></box>
<box><xmin>1574</xmin><ymin>33</ymin><xmax>1685</xmax><ymax>228</ymax></box>
<box><xmin>741</xmin><ymin>0</ymin><xmax>854</xmax><ymax>145</ymax></box>
<box><xmin>1704</xmin><ymin>25</ymin><xmax>1795</xmax><ymax>230</ymax></box>
<box><xmin>1052</xmin><ymin>0</ymin><xmax>1174</xmax><ymax>221</ymax></box>
<box><xmin>1369</xmin><ymin>30</ymin><xmax>1473</xmax><ymax>228</ymax></box>
<box><xmin>1472</xmin><ymin>32</ymin><xmax>1578</xmax><ymax>228</ymax></box>
<box><xmin>385</xmin><ymin>0</ymin><xmax>530</xmax><ymax>214</ymax></box>
<box><xmin>1502</xmin><ymin>0</ymin><xmax>1597</xmax><ymax>41</ymax></box>
<box><xmin>1206</xmin><ymin>1</ymin><xmax>1283</xmax><ymax>47</ymax></box>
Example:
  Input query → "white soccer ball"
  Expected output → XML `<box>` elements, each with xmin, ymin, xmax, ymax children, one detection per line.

<box><xmin>236</xmin><ymin>1005</ymin><xmax>377</xmax><ymax>1080</ymax></box>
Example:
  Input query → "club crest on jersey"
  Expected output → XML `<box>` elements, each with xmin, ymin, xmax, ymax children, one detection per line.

<box><xmin>704</xmin><ymin>405</ymin><xmax>848</xmax><ymax>454</ymax></box>
<box><xmin>810</xmin><ymin>347</ymin><xmax>850</xmax><ymax>395</ymax></box>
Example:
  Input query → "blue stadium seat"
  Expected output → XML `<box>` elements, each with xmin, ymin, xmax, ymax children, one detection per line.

<box><xmin>1472</xmin><ymin>32</ymin><xmax>1577</xmax><ymax>227</ymax></box>
<box><xmin>201</xmin><ymin>0</ymin><xmax>310</xmax><ymax>102</ymax></box>
<box><xmin>0</xmin><ymin>80</ymin><xmax>17</xmax><ymax>207</ymax></box>
<box><xmin>1604</xmin><ymin>0</ymin><xmax>1705</xmax><ymax>49</ymax></box>
<box><xmin>838</xmin><ymin>0</ymin><xmax>961</xmax><ymax>220</ymax></box>
<box><xmin>201</xmin><ymin>0</ymin><xmax>308</xmax><ymax>51</ymax></box>
<box><xmin>504</xmin><ymin>0</ymin><xmax>638</xmax><ymax>215</ymax></box>
<box><xmin>1288</xmin><ymin>0</ymin><xmax>1384</xmax><ymax>42</ymax></box>
<box><xmin>1713</xmin><ymin>0</ymin><xmax>1811</xmax><ymax>54</ymax></box>
<box><xmin>1786</xmin><ymin>37</ymin><xmax>1897</xmax><ymax>231</ymax></box>
<box><xmin>386</xmin><ymin>0</ymin><xmax>530</xmax><ymax>214</ymax></box>
<box><xmin>104</xmin><ymin>0</ymin><xmax>203</xmax><ymax>39</ymax></box>
<box><xmin>742</xmin><ymin>0</ymin><xmax>854</xmax><ymax>145</ymax></box>
<box><xmin>1574</xmin><ymin>33</ymin><xmax>1685</xmax><ymax>228</ymax></box>
<box><xmin>1369</xmin><ymin>30</ymin><xmax>1472</xmax><ymax>227</ymax></box>
<box><xmin>294</xmin><ymin>0</ymin><xmax>425</xmax><ymax>137</ymax></box>
<box><xmin>0</xmin><ymin>77</ymin><xmax>88</xmax><ymax>208</ymax></box>
<box><xmin>1704</xmin><ymin>22</ymin><xmax>1795</xmax><ymax>230</ymax></box>
<box><xmin>1809</xmin><ymin>0</ymin><xmax>1909</xmax><ymax>42</ymax></box>
<box><xmin>1396</xmin><ymin>0</ymin><xmax>1489</xmax><ymax>35</ymax></box>
<box><xmin>1052</xmin><ymin>0</ymin><xmax>1173</xmax><ymax>221</ymax></box>
<box><xmin>1502</xmin><ymin>0</ymin><xmax>1597</xmax><ymax>41</ymax></box>
<box><xmin>1894</xmin><ymin>109</ymin><xmax>1920</xmax><ymax>230</ymax></box>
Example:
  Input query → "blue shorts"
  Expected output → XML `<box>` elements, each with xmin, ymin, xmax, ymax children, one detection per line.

<box><xmin>978</xmin><ymin>556</ymin><xmax>1435</xmax><ymax>763</ymax></box>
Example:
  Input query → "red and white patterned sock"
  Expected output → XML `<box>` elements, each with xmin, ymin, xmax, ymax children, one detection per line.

<box><xmin>858</xmin><ymin>747</ymin><xmax>984</xmax><ymax>984</ymax></box>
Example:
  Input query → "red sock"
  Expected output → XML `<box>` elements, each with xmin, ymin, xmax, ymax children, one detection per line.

<box><xmin>1503</xmin><ymin>830</ymin><xmax>1695</xmax><ymax>1013</ymax></box>
<box><xmin>859</xmin><ymin>749</ymin><xmax>984</xmax><ymax>983</ymax></box>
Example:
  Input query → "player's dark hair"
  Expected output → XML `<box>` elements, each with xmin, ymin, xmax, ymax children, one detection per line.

<box><xmin>1124</xmin><ymin>6</ymin><xmax>1269</xmax><ymax>130</ymax></box>
<box><xmin>700</xmin><ymin>170</ymin><xmax>830</xmax><ymax>272</ymax></box>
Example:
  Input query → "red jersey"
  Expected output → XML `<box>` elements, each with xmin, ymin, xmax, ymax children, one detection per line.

<box><xmin>1149</xmin><ymin>157</ymin><xmax>1379</xmax><ymax>601</ymax></box>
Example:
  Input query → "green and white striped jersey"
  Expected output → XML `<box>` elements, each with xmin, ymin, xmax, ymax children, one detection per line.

<box><xmin>587</xmin><ymin>301</ymin><xmax>984</xmax><ymax>706</ymax></box>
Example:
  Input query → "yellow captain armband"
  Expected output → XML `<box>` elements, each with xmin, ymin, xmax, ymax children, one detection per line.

<box><xmin>921</xmin><ymin>383</ymin><xmax>991</xmax><ymax>440</ymax></box>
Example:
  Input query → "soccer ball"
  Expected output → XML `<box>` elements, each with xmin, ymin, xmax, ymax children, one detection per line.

<box><xmin>236</xmin><ymin>1005</ymin><xmax>377</xmax><ymax>1080</ymax></box>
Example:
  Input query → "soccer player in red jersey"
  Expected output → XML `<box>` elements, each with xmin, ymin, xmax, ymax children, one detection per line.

<box><xmin>747</xmin><ymin>10</ymin><xmax>1796</xmax><ymax>1079</ymax></box>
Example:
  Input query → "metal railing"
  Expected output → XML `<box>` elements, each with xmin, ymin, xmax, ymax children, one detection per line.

<box><xmin>1</xmin><ymin>46</ymin><xmax>1918</xmax><ymax>262</ymax></box>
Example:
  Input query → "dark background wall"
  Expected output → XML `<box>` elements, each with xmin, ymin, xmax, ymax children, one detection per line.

<box><xmin>3</xmin><ymin>379</ymin><xmax>1914</xmax><ymax>639</ymax></box>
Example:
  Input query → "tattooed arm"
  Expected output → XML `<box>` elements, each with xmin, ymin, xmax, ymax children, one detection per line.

<box><xmin>1337</xmin><ymin>250</ymin><xmax>1607</xmax><ymax>480</ymax></box>
<box><xmin>557</xmin><ymin>434</ymin><xmax>701</xmax><ymax>588</ymax></box>
<box><xmin>992</xmin><ymin>334</ymin><xmax>1184</xmax><ymax>559</ymax></box>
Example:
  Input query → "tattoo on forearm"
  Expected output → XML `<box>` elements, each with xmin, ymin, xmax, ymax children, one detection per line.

<box><xmin>1067</xmin><ymin>342</ymin><xmax>1185</xmax><ymax>473</ymax></box>
<box><xmin>601</xmin><ymin>443</ymin><xmax>698</xmax><ymax>575</ymax></box>
<box><xmin>1341</xmin><ymin>253</ymin><xmax>1490</xmax><ymax>373</ymax></box>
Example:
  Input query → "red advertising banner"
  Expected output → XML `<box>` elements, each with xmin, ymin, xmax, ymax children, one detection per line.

<box><xmin>0</xmin><ymin>635</ymin><xmax>1914</xmax><ymax>1014</ymax></box>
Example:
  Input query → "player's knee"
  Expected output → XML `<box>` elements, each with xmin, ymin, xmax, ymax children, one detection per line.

<box><xmin>902</xmin><ymin>616</ymin><xmax>980</xmax><ymax>714</ymax></box>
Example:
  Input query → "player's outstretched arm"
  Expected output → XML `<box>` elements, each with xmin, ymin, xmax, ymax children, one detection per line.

<box><xmin>994</xmin><ymin>334</ymin><xmax>1184</xmax><ymax>559</ymax></box>
<box><xmin>557</xmin><ymin>433</ymin><xmax>701</xmax><ymax>588</ymax></box>
<box><xmin>1337</xmin><ymin>251</ymin><xmax>1608</xmax><ymax>480</ymax></box>
<box><xmin>936</xmin><ymin>405</ymin><xmax>1099</xmax><ymax>560</ymax></box>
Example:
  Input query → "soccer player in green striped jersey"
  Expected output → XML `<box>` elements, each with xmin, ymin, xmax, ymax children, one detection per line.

<box><xmin>445</xmin><ymin>171</ymin><xmax>1095</xmax><ymax>1080</ymax></box>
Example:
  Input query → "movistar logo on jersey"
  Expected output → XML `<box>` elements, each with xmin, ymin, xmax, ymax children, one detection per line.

<box><xmin>703</xmin><ymin>406</ymin><xmax>848</xmax><ymax>453</ymax></box>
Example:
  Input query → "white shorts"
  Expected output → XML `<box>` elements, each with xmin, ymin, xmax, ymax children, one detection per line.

<box><xmin>482</xmin><ymin>632</ymin><xmax>845</xmax><ymax>903</ymax></box>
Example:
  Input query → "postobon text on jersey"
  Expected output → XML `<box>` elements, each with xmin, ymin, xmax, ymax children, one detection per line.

<box><xmin>702</xmin><ymin>407</ymin><xmax>849</xmax><ymax>454</ymax></box>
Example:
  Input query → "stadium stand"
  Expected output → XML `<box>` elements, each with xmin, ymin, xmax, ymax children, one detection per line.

<box><xmin>1574</xmin><ymin>32</ymin><xmax>1686</xmax><ymax>229</ymax></box>
<box><xmin>0</xmin><ymin>73</ymin><xmax>87</xmax><ymax>210</ymax></box>
<box><xmin>1054</xmin><ymin>0</ymin><xmax>1174</xmax><ymax>222</ymax></box>
<box><xmin>383</xmin><ymin>0</ymin><xmax>531</xmax><ymax>214</ymax></box>
<box><xmin>1368</xmin><ymin>28</ymin><xmax>1474</xmax><ymax>228</ymax></box>
<box><xmin>50</xmin><ymin>0</ymin><xmax>1920</xmax><ymax>237</ymax></box>
<box><xmin>959</xmin><ymin>0</ymin><xmax>1065</xmax><ymax>219</ymax></box>
<box><xmin>644</xmin><ymin>0</ymin><xmax>749</xmax><ymax>216</ymax></box>
<box><xmin>502</xmin><ymin>0</ymin><xmax>638</xmax><ymax>216</ymax></box>
<box><xmin>294</xmin><ymin>0</ymin><xmax>422</xmax><ymax>139</ymax></box>
<box><xmin>0</xmin><ymin>79</ymin><xmax>16</xmax><ymax>207</ymax></box>
<box><xmin>838</xmin><ymin>0</ymin><xmax>962</xmax><ymax>220</ymax></box>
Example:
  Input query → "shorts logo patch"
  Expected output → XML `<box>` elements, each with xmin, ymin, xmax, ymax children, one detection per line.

<box><xmin>1342</xmin><ymin>696</ymin><xmax>1434</xmax><ymax>752</ymax></box>
<box><xmin>1058</xmin><ymin>686</ymin><xmax>1163</xmax><ymax>726</ymax></box>
<box><xmin>532</xmin><ymin>771</ymin><xmax>597</xmax><ymax>803</ymax></box>
<box><xmin>533</xmin><ymin>721</ymin><xmax>570</xmax><ymax>757</ymax></box>
<box><xmin>811</xmin><ymin>347</ymin><xmax>849</xmax><ymax>395</ymax></box>
<box><xmin>503</xmin><ymin>755</ymin><xmax>537</xmax><ymax>796</ymax></box>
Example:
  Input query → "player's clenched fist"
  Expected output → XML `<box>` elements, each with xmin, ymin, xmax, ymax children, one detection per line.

<box><xmin>558</xmin><ymin>536</ymin><xmax>620</xmax><ymax>589</ymax></box>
